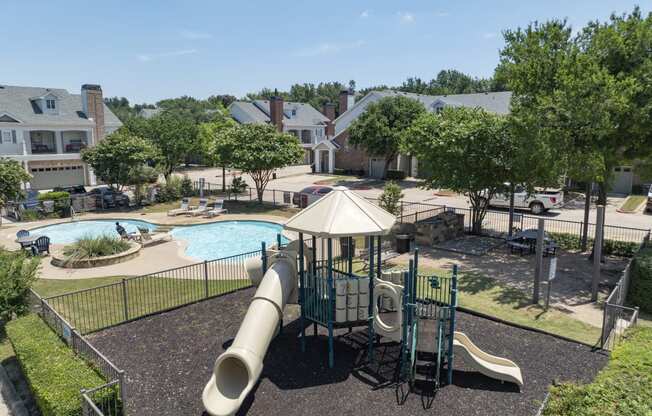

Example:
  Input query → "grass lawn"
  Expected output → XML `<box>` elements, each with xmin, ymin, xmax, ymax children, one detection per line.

<box><xmin>619</xmin><ymin>195</ymin><xmax>646</xmax><ymax>212</ymax></box>
<box><xmin>543</xmin><ymin>326</ymin><xmax>652</xmax><ymax>416</ymax></box>
<box><xmin>0</xmin><ymin>326</ymin><xmax>13</xmax><ymax>363</ymax></box>
<box><xmin>33</xmin><ymin>276</ymin><xmax>251</xmax><ymax>334</ymax></box>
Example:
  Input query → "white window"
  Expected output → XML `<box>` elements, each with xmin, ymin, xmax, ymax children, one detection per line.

<box><xmin>46</xmin><ymin>99</ymin><xmax>56</xmax><ymax>109</ymax></box>
<box><xmin>1</xmin><ymin>130</ymin><xmax>11</xmax><ymax>143</ymax></box>
<box><xmin>316</xmin><ymin>129</ymin><xmax>323</xmax><ymax>137</ymax></box>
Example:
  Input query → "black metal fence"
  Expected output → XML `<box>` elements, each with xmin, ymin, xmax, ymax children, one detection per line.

<box><xmin>44</xmin><ymin>250</ymin><xmax>259</xmax><ymax>335</ymax></box>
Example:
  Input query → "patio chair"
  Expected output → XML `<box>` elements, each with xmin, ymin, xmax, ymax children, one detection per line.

<box><xmin>139</xmin><ymin>229</ymin><xmax>172</xmax><ymax>247</ymax></box>
<box><xmin>16</xmin><ymin>229</ymin><xmax>29</xmax><ymax>239</ymax></box>
<box><xmin>187</xmin><ymin>198</ymin><xmax>210</xmax><ymax>216</ymax></box>
<box><xmin>204</xmin><ymin>200</ymin><xmax>228</xmax><ymax>218</ymax></box>
<box><xmin>167</xmin><ymin>198</ymin><xmax>191</xmax><ymax>216</ymax></box>
<box><xmin>30</xmin><ymin>236</ymin><xmax>50</xmax><ymax>256</ymax></box>
<box><xmin>506</xmin><ymin>239</ymin><xmax>531</xmax><ymax>256</ymax></box>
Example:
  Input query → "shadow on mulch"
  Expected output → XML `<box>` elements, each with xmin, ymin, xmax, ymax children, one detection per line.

<box><xmin>87</xmin><ymin>288</ymin><xmax>608</xmax><ymax>416</ymax></box>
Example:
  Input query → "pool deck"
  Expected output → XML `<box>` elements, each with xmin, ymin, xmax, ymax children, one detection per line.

<box><xmin>0</xmin><ymin>211</ymin><xmax>291</xmax><ymax>280</ymax></box>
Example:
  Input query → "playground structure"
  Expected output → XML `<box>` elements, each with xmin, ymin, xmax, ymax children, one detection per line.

<box><xmin>203</xmin><ymin>187</ymin><xmax>523</xmax><ymax>416</ymax></box>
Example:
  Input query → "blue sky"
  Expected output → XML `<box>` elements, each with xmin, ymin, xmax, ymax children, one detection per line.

<box><xmin>2</xmin><ymin>0</ymin><xmax>650</xmax><ymax>103</ymax></box>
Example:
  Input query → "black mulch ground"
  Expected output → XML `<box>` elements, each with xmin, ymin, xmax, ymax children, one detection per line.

<box><xmin>88</xmin><ymin>288</ymin><xmax>608</xmax><ymax>416</ymax></box>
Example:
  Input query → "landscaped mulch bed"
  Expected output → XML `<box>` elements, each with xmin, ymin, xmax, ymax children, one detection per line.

<box><xmin>88</xmin><ymin>288</ymin><xmax>608</xmax><ymax>416</ymax></box>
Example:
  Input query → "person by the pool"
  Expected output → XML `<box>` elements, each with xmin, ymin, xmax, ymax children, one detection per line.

<box><xmin>115</xmin><ymin>222</ymin><xmax>127</xmax><ymax>237</ymax></box>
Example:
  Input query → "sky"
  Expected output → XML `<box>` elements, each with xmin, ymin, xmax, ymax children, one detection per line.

<box><xmin>2</xmin><ymin>0</ymin><xmax>650</xmax><ymax>104</ymax></box>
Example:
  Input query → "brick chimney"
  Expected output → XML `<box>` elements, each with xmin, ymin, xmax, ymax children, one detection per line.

<box><xmin>322</xmin><ymin>103</ymin><xmax>336</xmax><ymax>137</ymax></box>
<box><xmin>338</xmin><ymin>89</ymin><xmax>354</xmax><ymax>116</ymax></box>
<box><xmin>81</xmin><ymin>84</ymin><xmax>105</xmax><ymax>142</ymax></box>
<box><xmin>269</xmin><ymin>95</ymin><xmax>284</xmax><ymax>132</ymax></box>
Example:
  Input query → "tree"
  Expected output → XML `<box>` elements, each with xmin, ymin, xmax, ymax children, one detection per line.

<box><xmin>0</xmin><ymin>250</ymin><xmax>39</xmax><ymax>321</ymax></box>
<box><xmin>348</xmin><ymin>96</ymin><xmax>425</xmax><ymax>178</ymax></box>
<box><xmin>81</xmin><ymin>130</ymin><xmax>158</xmax><ymax>190</ymax></box>
<box><xmin>126</xmin><ymin>112</ymin><xmax>200</xmax><ymax>180</ymax></box>
<box><xmin>0</xmin><ymin>158</ymin><xmax>30</xmax><ymax>226</ymax></box>
<box><xmin>199</xmin><ymin>109</ymin><xmax>238</xmax><ymax>191</ymax></box>
<box><xmin>404</xmin><ymin>107</ymin><xmax>514</xmax><ymax>234</ymax></box>
<box><xmin>378</xmin><ymin>182</ymin><xmax>404</xmax><ymax>216</ymax></box>
<box><xmin>227</xmin><ymin>124</ymin><xmax>303</xmax><ymax>203</ymax></box>
<box><xmin>127</xmin><ymin>165</ymin><xmax>159</xmax><ymax>204</ymax></box>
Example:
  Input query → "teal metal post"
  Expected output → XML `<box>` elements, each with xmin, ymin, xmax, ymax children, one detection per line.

<box><xmin>311</xmin><ymin>236</ymin><xmax>317</xmax><ymax>274</ymax></box>
<box><xmin>298</xmin><ymin>233</ymin><xmax>306</xmax><ymax>353</ymax></box>
<box><xmin>399</xmin><ymin>270</ymin><xmax>410</xmax><ymax>381</ymax></box>
<box><xmin>277</xmin><ymin>233</ymin><xmax>282</xmax><ymax>249</ymax></box>
<box><xmin>347</xmin><ymin>236</ymin><xmax>353</xmax><ymax>275</ymax></box>
<box><xmin>327</xmin><ymin>238</ymin><xmax>334</xmax><ymax>368</ymax></box>
<box><xmin>367</xmin><ymin>236</ymin><xmax>375</xmax><ymax>362</ymax></box>
<box><xmin>261</xmin><ymin>242</ymin><xmax>267</xmax><ymax>272</ymax></box>
<box><xmin>447</xmin><ymin>264</ymin><xmax>458</xmax><ymax>385</ymax></box>
<box><xmin>376</xmin><ymin>236</ymin><xmax>381</xmax><ymax>279</ymax></box>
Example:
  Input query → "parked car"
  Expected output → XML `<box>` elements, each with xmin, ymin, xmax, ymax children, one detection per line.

<box><xmin>88</xmin><ymin>186</ymin><xmax>129</xmax><ymax>208</ymax></box>
<box><xmin>292</xmin><ymin>186</ymin><xmax>333</xmax><ymax>207</ymax></box>
<box><xmin>487</xmin><ymin>184</ymin><xmax>563</xmax><ymax>215</ymax></box>
<box><xmin>53</xmin><ymin>185</ymin><xmax>87</xmax><ymax>195</ymax></box>
<box><xmin>647</xmin><ymin>185</ymin><xmax>652</xmax><ymax>212</ymax></box>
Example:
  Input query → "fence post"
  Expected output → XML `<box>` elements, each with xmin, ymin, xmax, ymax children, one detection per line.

<box><xmin>118</xmin><ymin>370</ymin><xmax>127</xmax><ymax>413</ymax></box>
<box><xmin>273</xmin><ymin>190</ymin><xmax>276</xmax><ymax>205</ymax></box>
<box><xmin>204</xmin><ymin>260</ymin><xmax>209</xmax><ymax>298</ymax></box>
<box><xmin>581</xmin><ymin>182</ymin><xmax>591</xmax><ymax>251</ymax></box>
<box><xmin>261</xmin><ymin>242</ymin><xmax>267</xmax><ymax>272</ymax></box>
<box><xmin>121</xmin><ymin>279</ymin><xmax>129</xmax><ymax>321</ymax></box>
<box><xmin>533</xmin><ymin>218</ymin><xmax>544</xmax><ymax>304</ymax></box>
<box><xmin>249</xmin><ymin>187</ymin><xmax>252</xmax><ymax>201</ymax></box>
<box><xmin>592</xmin><ymin>205</ymin><xmax>605</xmax><ymax>302</ymax></box>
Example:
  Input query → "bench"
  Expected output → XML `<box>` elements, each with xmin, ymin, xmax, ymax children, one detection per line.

<box><xmin>507</xmin><ymin>240</ymin><xmax>531</xmax><ymax>255</ymax></box>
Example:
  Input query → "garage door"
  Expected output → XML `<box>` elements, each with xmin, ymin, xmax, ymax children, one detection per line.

<box><xmin>29</xmin><ymin>165</ymin><xmax>85</xmax><ymax>190</ymax></box>
<box><xmin>369</xmin><ymin>158</ymin><xmax>386</xmax><ymax>179</ymax></box>
<box><xmin>610</xmin><ymin>166</ymin><xmax>633</xmax><ymax>194</ymax></box>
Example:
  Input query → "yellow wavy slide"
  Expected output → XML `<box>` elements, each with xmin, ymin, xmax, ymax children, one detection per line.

<box><xmin>453</xmin><ymin>331</ymin><xmax>524</xmax><ymax>387</ymax></box>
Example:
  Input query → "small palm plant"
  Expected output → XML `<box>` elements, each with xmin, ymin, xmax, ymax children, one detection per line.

<box><xmin>63</xmin><ymin>235</ymin><xmax>131</xmax><ymax>261</ymax></box>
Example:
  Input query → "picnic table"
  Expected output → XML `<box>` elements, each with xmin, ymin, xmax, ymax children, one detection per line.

<box><xmin>507</xmin><ymin>229</ymin><xmax>558</xmax><ymax>256</ymax></box>
<box><xmin>16</xmin><ymin>235</ymin><xmax>39</xmax><ymax>249</ymax></box>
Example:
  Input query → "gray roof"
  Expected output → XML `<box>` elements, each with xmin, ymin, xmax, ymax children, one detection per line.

<box><xmin>230</xmin><ymin>100</ymin><xmax>329</xmax><ymax>127</ymax></box>
<box><xmin>372</xmin><ymin>90</ymin><xmax>512</xmax><ymax>115</ymax></box>
<box><xmin>0</xmin><ymin>84</ymin><xmax>122</xmax><ymax>127</ymax></box>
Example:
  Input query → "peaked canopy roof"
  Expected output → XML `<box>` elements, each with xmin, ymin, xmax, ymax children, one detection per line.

<box><xmin>284</xmin><ymin>187</ymin><xmax>396</xmax><ymax>237</ymax></box>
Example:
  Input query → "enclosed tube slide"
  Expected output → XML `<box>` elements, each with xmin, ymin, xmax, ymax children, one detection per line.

<box><xmin>202</xmin><ymin>253</ymin><xmax>297</xmax><ymax>416</ymax></box>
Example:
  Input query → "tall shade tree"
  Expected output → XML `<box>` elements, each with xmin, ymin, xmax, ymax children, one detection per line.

<box><xmin>0</xmin><ymin>158</ymin><xmax>31</xmax><ymax>226</ymax></box>
<box><xmin>81</xmin><ymin>130</ymin><xmax>158</xmax><ymax>190</ymax></box>
<box><xmin>227</xmin><ymin>124</ymin><xmax>304</xmax><ymax>203</ymax></box>
<box><xmin>403</xmin><ymin>108</ymin><xmax>514</xmax><ymax>234</ymax></box>
<box><xmin>198</xmin><ymin>106</ymin><xmax>238</xmax><ymax>191</ymax></box>
<box><xmin>348</xmin><ymin>96</ymin><xmax>425</xmax><ymax>178</ymax></box>
<box><xmin>126</xmin><ymin>112</ymin><xmax>200</xmax><ymax>180</ymax></box>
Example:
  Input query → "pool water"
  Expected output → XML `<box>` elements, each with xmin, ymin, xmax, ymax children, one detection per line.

<box><xmin>170</xmin><ymin>220</ymin><xmax>288</xmax><ymax>260</ymax></box>
<box><xmin>31</xmin><ymin>220</ymin><xmax>158</xmax><ymax>244</ymax></box>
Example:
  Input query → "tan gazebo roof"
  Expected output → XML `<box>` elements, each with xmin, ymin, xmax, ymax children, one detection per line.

<box><xmin>284</xmin><ymin>186</ymin><xmax>396</xmax><ymax>237</ymax></box>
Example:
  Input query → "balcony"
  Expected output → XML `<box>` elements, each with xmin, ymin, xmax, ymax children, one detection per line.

<box><xmin>30</xmin><ymin>131</ymin><xmax>57</xmax><ymax>154</ymax></box>
<box><xmin>62</xmin><ymin>131</ymin><xmax>88</xmax><ymax>153</ymax></box>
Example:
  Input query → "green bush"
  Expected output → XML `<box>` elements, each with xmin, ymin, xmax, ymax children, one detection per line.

<box><xmin>21</xmin><ymin>209</ymin><xmax>41</xmax><ymax>222</ymax></box>
<box><xmin>6</xmin><ymin>314</ymin><xmax>117</xmax><ymax>416</ymax></box>
<box><xmin>0</xmin><ymin>250</ymin><xmax>39</xmax><ymax>321</ymax></box>
<box><xmin>378</xmin><ymin>181</ymin><xmax>404</xmax><ymax>216</ymax></box>
<box><xmin>37</xmin><ymin>191</ymin><xmax>70</xmax><ymax>201</ymax></box>
<box><xmin>63</xmin><ymin>235</ymin><xmax>130</xmax><ymax>260</ymax></box>
<box><xmin>156</xmin><ymin>176</ymin><xmax>182</xmax><ymax>202</ymax></box>
<box><xmin>547</xmin><ymin>232</ymin><xmax>639</xmax><ymax>257</ymax></box>
<box><xmin>230</xmin><ymin>176</ymin><xmax>247</xmax><ymax>193</ymax></box>
<box><xmin>180</xmin><ymin>175</ymin><xmax>193</xmax><ymax>197</ymax></box>
<box><xmin>385</xmin><ymin>169</ymin><xmax>406</xmax><ymax>180</ymax></box>
<box><xmin>333</xmin><ymin>168</ymin><xmax>346</xmax><ymax>175</ymax></box>
<box><xmin>543</xmin><ymin>326</ymin><xmax>652</xmax><ymax>416</ymax></box>
<box><xmin>628</xmin><ymin>247</ymin><xmax>652</xmax><ymax>313</ymax></box>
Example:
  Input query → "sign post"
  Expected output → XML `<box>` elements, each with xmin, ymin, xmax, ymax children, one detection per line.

<box><xmin>545</xmin><ymin>256</ymin><xmax>557</xmax><ymax>310</ymax></box>
<box><xmin>199</xmin><ymin>177</ymin><xmax>205</xmax><ymax>199</ymax></box>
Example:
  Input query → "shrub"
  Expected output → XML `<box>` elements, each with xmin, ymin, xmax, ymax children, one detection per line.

<box><xmin>547</xmin><ymin>232</ymin><xmax>640</xmax><ymax>257</ymax></box>
<box><xmin>628</xmin><ymin>247</ymin><xmax>652</xmax><ymax>313</ymax></box>
<box><xmin>543</xmin><ymin>326</ymin><xmax>652</xmax><ymax>416</ymax></box>
<box><xmin>385</xmin><ymin>169</ymin><xmax>406</xmax><ymax>180</ymax></box>
<box><xmin>156</xmin><ymin>176</ymin><xmax>182</xmax><ymax>202</ymax></box>
<box><xmin>63</xmin><ymin>235</ymin><xmax>130</xmax><ymax>260</ymax></box>
<box><xmin>378</xmin><ymin>181</ymin><xmax>404</xmax><ymax>216</ymax></box>
<box><xmin>0</xmin><ymin>250</ymin><xmax>39</xmax><ymax>321</ymax></box>
<box><xmin>230</xmin><ymin>176</ymin><xmax>247</xmax><ymax>193</ymax></box>
<box><xmin>333</xmin><ymin>168</ymin><xmax>346</xmax><ymax>175</ymax></box>
<box><xmin>180</xmin><ymin>175</ymin><xmax>193</xmax><ymax>197</ymax></box>
<box><xmin>6</xmin><ymin>314</ymin><xmax>117</xmax><ymax>416</ymax></box>
<box><xmin>37</xmin><ymin>191</ymin><xmax>70</xmax><ymax>201</ymax></box>
<box><xmin>21</xmin><ymin>209</ymin><xmax>40</xmax><ymax>222</ymax></box>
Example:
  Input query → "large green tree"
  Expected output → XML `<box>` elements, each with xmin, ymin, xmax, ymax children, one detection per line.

<box><xmin>199</xmin><ymin>106</ymin><xmax>238</xmax><ymax>191</ymax></box>
<box><xmin>404</xmin><ymin>107</ymin><xmax>514</xmax><ymax>234</ymax></box>
<box><xmin>126</xmin><ymin>112</ymin><xmax>200</xmax><ymax>180</ymax></box>
<box><xmin>227</xmin><ymin>124</ymin><xmax>303</xmax><ymax>203</ymax></box>
<box><xmin>81</xmin><ymin>130</ymin><xmax>158</xmax><ymax>190</ymax></box>
<box><xmin>348</xmin><ymin>95</ymin><xmax>425</xmax><ymax>178</ymax></box>
<box><xmin>0</xmin><ymin>158</ymin><xmax>31</xmax><ymax>226</ymax></box>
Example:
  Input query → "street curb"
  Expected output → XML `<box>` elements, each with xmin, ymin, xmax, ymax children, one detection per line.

<box><xmin>0</xmin><ymin>364</ymin><xmax>29</xmax><ymax>416</ymax></box>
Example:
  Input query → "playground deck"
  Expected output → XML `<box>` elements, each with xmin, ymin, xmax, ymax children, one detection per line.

<box><xmin>88</xmin><ymin>288</ymin><xmax>608</xmax><ymax>416</ymax></box>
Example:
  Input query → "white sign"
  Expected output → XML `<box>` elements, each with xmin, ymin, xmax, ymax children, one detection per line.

<box><xmin>548</xmin><ymin>257</ymin><xmax>558</xmax><ymax>281</ymax></box>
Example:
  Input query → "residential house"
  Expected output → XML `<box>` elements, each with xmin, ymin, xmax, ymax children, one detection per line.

<box><xmin>332</xmin><ymin>90</ymin><xmax>512</xmax><ymax>178</ymax></box>
<box><xmin>138</xmin><ymin>107</ymin><xmax>162</xmax><ymax>119</ymax></box>
<box><xmin>229</xmin><ymin>97</ymin><xmax>338</xmax><ymax>173</ymax></box>
<box><xmin>0</xmin><ymin>84</ymin><xmax>122</xmax><ymax>189</ymax></box>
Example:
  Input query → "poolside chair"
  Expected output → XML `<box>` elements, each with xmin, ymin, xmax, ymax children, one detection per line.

<box><xmin>204</xmin><ymin>200</ymin><xmax>228</xmax><ymax>218</ymax></box>
<box><xmin>30</xmin><ymin>236</ymin><xmax>50</xmax><ymax>256</ymax></box>
<box><xmin>187</xmin><ymin>198</ymin><xmax>210</xmax><ymax>216</ymax></box>
<box><xmin>140</xmin><ymin>229</ymin><xmax>172</xmax><ymax>247</ymax></box>
<box><xmin>167</xmin><ymin>198</ymin><xmax>191</xmax><ymax>216</ymax></box>
<box><xmin>16</xmin><ymin>229</ymin><xmax>29</xmax><ymax>239</ymax></box>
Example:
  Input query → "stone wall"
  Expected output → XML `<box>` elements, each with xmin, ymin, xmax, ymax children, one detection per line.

<box><xmin>415</xmin><ymin>211</ymin><xmax>465</xmax><ymax>246</ymax></box>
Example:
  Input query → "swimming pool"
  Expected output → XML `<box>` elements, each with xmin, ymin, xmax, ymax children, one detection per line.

<box><xmin>170</xmin><ymin>220</ymin><xmax>288</xmax><ymax>260</ymax></box>
<box><xmin>31</xmin><ymin>220</ymin><xmax>158</xmax><ymax>244</ymax></box>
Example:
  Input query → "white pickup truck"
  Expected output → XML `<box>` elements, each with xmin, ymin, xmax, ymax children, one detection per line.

<box><xmin>488</xmin><ymin>185</ymin><xmax>564</xmax><ymax>215</ymax></box>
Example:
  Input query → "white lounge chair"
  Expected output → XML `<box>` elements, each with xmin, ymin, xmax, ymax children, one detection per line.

<box><xmin>140</xmin><ymin>230</ymin><xmax>172</xmax><ymax>247</ymax></box>
<box><xmin>204</xmin><ymin>200</ymin><xmax>228</xmax><ymax>218</ymax></box>
<box><xmin>167</xmin><ymin>198</ymin><xmax>191</xmax><ymax>216</ymax></box>
<box><xmin>187</xmin><ymin>198</ymin><xmax>210</xmax><ymax>216</ymax></box>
